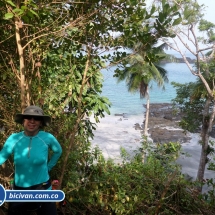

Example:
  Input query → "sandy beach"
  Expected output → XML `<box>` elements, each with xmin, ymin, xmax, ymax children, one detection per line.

<box><xmin>90</xmin><ymin>114</ymin><xmax>143</xmax><ymax>163</ymax></box>
<box><xmin>90</xmin><ymin>113</ymin><xmax>215</xmax><ymax>191</ymax></box>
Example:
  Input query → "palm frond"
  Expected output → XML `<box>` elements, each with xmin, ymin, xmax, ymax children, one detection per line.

<box><xmin>115</xmin><ymin>41</ymin><xmax>170</xmax><ymax>99</ymax></box>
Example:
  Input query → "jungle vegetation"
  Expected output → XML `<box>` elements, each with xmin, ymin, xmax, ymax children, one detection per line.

<box><xmin>0</xmin><ymin>0</ymin><xmax>215</xmax><ymax>214</ymax></box>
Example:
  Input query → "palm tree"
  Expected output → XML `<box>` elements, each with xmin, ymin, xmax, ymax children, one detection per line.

<box><xmin>116</xmin><ymin>43</ymin><xmax>169</xmax><ymax>136</ymax></box>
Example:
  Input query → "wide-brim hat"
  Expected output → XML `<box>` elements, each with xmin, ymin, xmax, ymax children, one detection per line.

<box><xmin>15</xmin><ymin>105</ymin><xmax>51</xmax><ymax>126</ymax></box>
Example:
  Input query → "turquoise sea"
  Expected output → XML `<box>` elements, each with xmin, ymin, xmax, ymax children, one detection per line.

<box><xmin>101</xmin><ymin>63</ymin><xmax>197</xmax><ymax>116</ymax></box>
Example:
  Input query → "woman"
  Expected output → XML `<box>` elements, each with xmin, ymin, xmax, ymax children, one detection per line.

<box><xmin>0</xmin><ymin>105</ymin><xmax>62</xmax><ymax>215</ymax></box>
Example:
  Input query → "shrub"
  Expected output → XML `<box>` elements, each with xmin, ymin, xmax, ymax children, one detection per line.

<box><xmin>59</xmin><ymin>139</ymin><xmax>215</xmax><ymax>215</ymax></box>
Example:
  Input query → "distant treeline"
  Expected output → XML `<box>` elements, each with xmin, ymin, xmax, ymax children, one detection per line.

<box><xmin>160</xmin><ymin>56</ymin><xmax>196</xmax><ymax>64</ymax></box>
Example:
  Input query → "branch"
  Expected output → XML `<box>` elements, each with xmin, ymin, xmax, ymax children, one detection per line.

<box><xmin>199</xmin><ymin>45</ymin><xmax>215</xmax><ymax>53</ymax></box>
<box><xmin>21</xmin><ymin>11</ymin><xmax>67</xmax><ymax>42</ymax></box>
<box><xmin>172</xmin><ymin>38</ymin><xmax>198</xmax><ymax>76</ymax></box>
<box><xmin>0</xmin><ymin>34</ymin><xmax>15</xmax><ymax>45</ymax></box>
<box><xmin>155</xmin><ymin>171</ymin><xmax>178</xmax><ymax>215</ymax></box>
<box><xmin>180</xmin><ymin>29</ymin><xmax>196</xmax><ymax>47</ymax></box>
<box><xmin>176</xmin><ymin>32</ymin><xmax>197</xmax><ymax>56</ymax></box>
<box><xmin>208</xmin><ymin>47</ymin><xmax>215</xmax><ymax>59</ymax></box>
<box><xmin>22</xmin><ymin>5</ymin><xmax>101</xmax><ymax>50</ymax></box>
<box><xmin>189</xmin><ymin>24</ymin><xmax>202</xmax><ymax>67</ymax></box>
<box><xmin>170</xmin><ymin>41</ymin><xmax>214</xmax><ymax>98</ymax></box>
<box><xmin>160</xmin><ymin>38</ymin><xmax>180</xmax><ymax>52</ymax></box>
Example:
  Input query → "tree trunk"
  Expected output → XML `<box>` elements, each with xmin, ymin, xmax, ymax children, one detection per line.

<box><xmin>142</xmin><ymin>90</ymin><xmax>150</xmax><ymax>163</ymax></box>
<box><xmin>197</xmin><ymin>97</ymin><xmax>215</xmax><ymax>192</ymax></box>
<box><xmin>15</xmin><ymin>18</ymin><xmax>26</xmax><ymax>112</ymax></box>
<box><xmin>144</xmin><ymin>88</ymin><xmax>150</xmax><ymax>136</ymax></box>
<box><xmin>197</xmin><ymin>127</ymin><xmax>209</xmax><ymax>191</ymax></box>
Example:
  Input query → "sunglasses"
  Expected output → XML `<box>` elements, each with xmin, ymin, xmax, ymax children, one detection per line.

<box><xmin>23</xmin><ymin>116</ymin><xmax>43</xmax><ymax>121</ymax></box>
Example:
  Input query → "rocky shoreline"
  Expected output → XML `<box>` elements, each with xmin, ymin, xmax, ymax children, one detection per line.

<box><xmin>92</xmin><ymin>103</ymin><xmax>214</xmax><ymax>189</ymax></box>
<box><xmin>136</xmin><ymin>103</ymin><xmax>192</xmax><ymax>144</ymax></box>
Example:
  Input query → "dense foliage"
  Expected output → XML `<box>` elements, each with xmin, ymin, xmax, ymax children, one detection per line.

<box><xmin>54</xmin><ymin>140</ymin><xmax>215</xmax><ymax>214</ymax></box>
<box><xmin>0</xmin><ymin>0</ymin><xmax>181</xmax><ymax>186</ymax></box>
<box><xmin>1</xmin><ymin>0</ymin><xmax>215</xmax><ymax>214</ymax></box>
<box><xmin>155</xmin><ymin>0</ymin><xmax>215</xmax><ymax>187</ymax></box>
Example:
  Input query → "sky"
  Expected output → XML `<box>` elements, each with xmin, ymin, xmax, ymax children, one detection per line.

<box><xmin>156</xmin><ymin>0</ymin><xmax>215</xmax><ymax>56</ymax></box>
<box><xmin>197</xmin><ymin>0</ymin><xmax>215</xmax><ymax>22</ymax></box>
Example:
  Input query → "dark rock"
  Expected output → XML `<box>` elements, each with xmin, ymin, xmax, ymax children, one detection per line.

<box><xmin>134</xmin><ymin>123</ymin><xmax>143</xmax><ymax>130</ymax></box>
<box><xmin>148</xmin><ymin>127</ymin><xmax>191</xmax><ymax>144</ymax></box>
<box><xmin>143</xmin><ymin>103</ymin><xmax>191</xmax><ymax>143</ymax></box>
<box><xmin>115</xmin><ymin>114</ymin><xmax>124</xmax><ymax>116</ymax></box>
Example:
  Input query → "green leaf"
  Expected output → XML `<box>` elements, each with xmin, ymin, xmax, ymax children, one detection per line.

<box><xmin>29</xmin><ymin>9</ymin><xmax>39</xmax><ymax>17</ymax></box>
<box><xmin>13</xmin><ymin>8</ymin><xmax>22</xmax><ymax>13</ymax></box>
<box><xmin>4</xmin><ymin>13</ymin><xmax>14</xmax><ymax>19</ymax></box>
<box><xmin>163</xmin><ymin>3</ymin><xmax>170</xmax><ymax>15</ymax></box>
<box><xmin>75</xmin><ymin>71</ymin><xmax>82</xmax><ymax>80</ymax></box>
<box><xmin>13</xmin><ymin>8</ymin><xmax>24</xmax><ymax>15</ymax></box>
<box><xmin>162</xmin><ymin>0</ymin><xmax>166</xmax><ymax>8</ymax></box>
<box><xmin>158</xmin><ymin>13</ymin><xmax>165</xmax><ymax>23</ymax></box>
<box><xmin>2</xmin><ymin>73</ymin><xmax>7</xmax><ymax>81</ymax></box>
<box><xmin>6</xmin><ymin>0</ymin><xmax>16</xmax><ymax>7</ymax></box>
<box><xmin>172</xmin><ymin>17</ymin><xmax>182</xmax><ymax>26</ymax></box>
<box><xmin>150</xmin><ymin>5</ymin><xmax>156</xmax><ymax>15</ymax></box>
<box><xmin>170</xmin><ymin>33</ymin><xmax>176</xmax><ymax>38</ymax></box>
<box><xmin>21</xmin><ymin>6</ymin><xmax>27</xmax><ymax>10</ymax></box>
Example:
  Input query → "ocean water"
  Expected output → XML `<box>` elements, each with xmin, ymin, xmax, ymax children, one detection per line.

<box><xmin>101</xmin><ymin>63</ymin><xmax>197</xmax><ymax>116</ymax></box>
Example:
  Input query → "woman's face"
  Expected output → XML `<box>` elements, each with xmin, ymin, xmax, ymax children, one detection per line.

<box><xmin>23</xmin><ymin>116</ymin><xmax>42</xmax><ymax>136</ymax></box>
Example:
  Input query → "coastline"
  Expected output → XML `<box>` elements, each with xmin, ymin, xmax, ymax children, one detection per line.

<box><xmin>90</xmin><ymin>113</ymin><xmax>143</xmax><ymax>163</ymax></box>
<box><xmin>90</xmin><ymin>103</ymin><xmax>215</xmax><ymax>191</ymax></box>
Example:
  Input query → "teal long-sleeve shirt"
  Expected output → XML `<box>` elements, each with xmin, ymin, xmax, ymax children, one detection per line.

<box><xmin>0</xmin><ymin>131</ymin><xmax>62</xmax><ymax>188</ymax></box>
